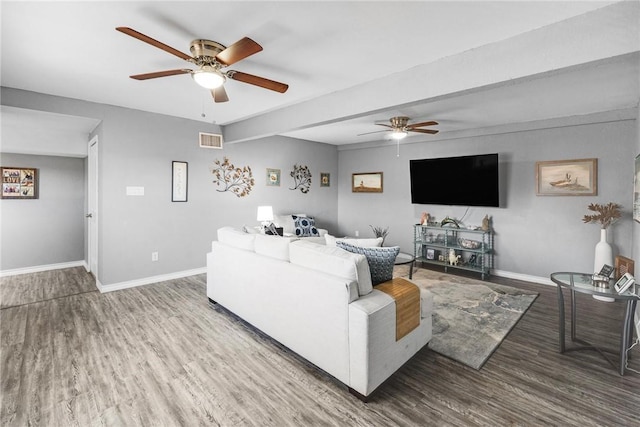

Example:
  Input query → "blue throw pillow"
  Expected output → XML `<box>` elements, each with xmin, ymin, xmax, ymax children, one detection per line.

<box><xmin>292</xmin><ymin>215</ymin><xmax>319</xmax><ymax>237</ymax></box>
<box><xmin>336</xmin><ymin>242</ymin><xmax>399</xmax><ymax>285</ymax></box>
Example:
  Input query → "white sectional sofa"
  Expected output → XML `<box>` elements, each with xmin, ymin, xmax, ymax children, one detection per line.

<box><xmin>206</xmin><ymin>227</ymin><xmax>433</xmax><ymax>399</ymax></box>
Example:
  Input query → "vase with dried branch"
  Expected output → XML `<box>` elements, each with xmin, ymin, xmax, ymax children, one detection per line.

<box><xmin>370</xmin><ymin>225</ymin><xmax>389</xmax><ymax>246</ymax></box>
<box><xmin>583</xmin><ymin>202</ymin><xmax>621</xmax><ymax>283</ymax></box>
<box><xmin>582</xmin><ymin>202</ymin><xmax>622</xmax><ymax>229</ymax></box>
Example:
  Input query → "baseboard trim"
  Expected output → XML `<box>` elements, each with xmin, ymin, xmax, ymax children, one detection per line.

<box><xmin>0</xmin><ymin>260</ymin><xmax>86</xmax><ymax>277</ymax></box>
<box><xmin>99</xmin><ymin>267</ymin><xmax>207</xmax><ymax>293</ymax></box>
<box><xmin>493</xmin><ymin>269</ymin><xmax>554</xmax><ymax>287</ymax></box>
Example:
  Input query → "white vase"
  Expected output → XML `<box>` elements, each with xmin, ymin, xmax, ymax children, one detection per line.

<box><xmin>593</xmin><ymin>228</ymin><xmax>614</xmax><ymax>302</ymax></box>
<box><xmin>594</xmin><ymin>228</ymin><xmax>613</xmax><ymax>273</ymax></box>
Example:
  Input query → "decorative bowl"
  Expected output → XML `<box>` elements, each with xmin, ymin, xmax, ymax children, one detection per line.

<box><xmin>458</xmin><ymin>238</ymin><xmax>481</xmax><ymax>249</ymax></box>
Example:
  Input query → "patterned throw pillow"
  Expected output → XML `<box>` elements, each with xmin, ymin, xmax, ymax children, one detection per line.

<box><xmin>292</xmin><ymin>215</ymin><xmax>319</xmax><ymax>237</ymax></box>
<box><xmin>336</xmin><ymin>242</ymin><xmax>400</xmax><ymax>285</ymax></box>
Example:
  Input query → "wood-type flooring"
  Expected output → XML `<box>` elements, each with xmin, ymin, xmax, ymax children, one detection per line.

<box><xmin>1</xmin><ymin>265</ymin><xmax>639</xmax><ymax>426</ymax></box>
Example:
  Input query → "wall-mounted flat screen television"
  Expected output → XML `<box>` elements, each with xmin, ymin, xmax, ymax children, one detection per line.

<box><xmin>410</xmin><ymin>153</ymin><xmax>499</xmax><ymax>207</ymax></box>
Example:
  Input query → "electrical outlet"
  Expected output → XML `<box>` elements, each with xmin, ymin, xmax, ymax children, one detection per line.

<box><xmin>355</xmin><ymin>230</ymin><xmax>359</xmax><ymax>237</ymax></box>
<box><xmin>152</xmin><ymin>252</ymin><xmax>159</xmax><ymax>262</ymax></box>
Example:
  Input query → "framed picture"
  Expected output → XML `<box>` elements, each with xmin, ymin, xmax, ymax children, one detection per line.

<box><xmin>535</xmin><ymin>158</ymin><xmax>597</xmax><ymax>196</ymax></box>
<box><xmin>352</xmin><ymin>172</ymin><xmax>383</xmax><ymax>193</ymax></box>
<box><xmin>425</xmin><ymin>248</ymin><xmax>436</xmax><ymax>260</ymax></box>
<box><xmin>615</xmin><ymin>256</ymin><xmax>634</xmax><ymax>280</ymax></box>
<box><xmin>266</xmin><ymin>168</ymin><xmax>280</xmax><ymax>186</ymax></box>
<box><xmin>1</xmin><ymin>167</ymin><xmax>38</xmax><ymax>199</ymax></box>
<box><xmin>320</xmin><ymin>172</ymin><xmax>330</xmax><ymax>187</ymax></box>
<box><xmin>634</xmin><ymin>155</ymin><xmax>640</xmax><ymax>223</ymax></box>
<box><xmin>172</xmin><ymin>161</ymin><xmax>188</xmax><ymax>202</ymax></box>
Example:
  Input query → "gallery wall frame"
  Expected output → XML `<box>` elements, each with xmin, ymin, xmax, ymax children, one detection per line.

<box><xmin>352</xmin><ymin>172</ymin><xmax>383</xmax><ymax>193</ymax></box>
<box><xmin>320</xmin><ymin>172</ymin><xmax>330</xmax><ymax>187</ymax></box>
<box><xmin>535</xmin><ymin>158</ymin><xmax>597</xmax><ymax>196</ymax></box>
<box><xmin>266</xmin><ymin>168</ymin><xmax>281</xmax><ymax>186</ymax></box>
<box><xmin>172</xmin><ymin>161</ymin><xmax>188</xmax><ymax>202</ymax></box>
<box><xmin>1</xmin><ymin>166</ymin><xmax>38</xmax><ymax>199</ymax></box>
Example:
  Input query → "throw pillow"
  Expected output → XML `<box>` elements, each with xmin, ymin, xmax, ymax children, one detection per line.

<box><xmin>336</xmin><ymin>242</ymin><xmax>400</xmax><ymax>285</ymax></box>
<box><xmin>292</xmin><ymin>215</ymin><xmax>319</xmax><ymax>237</ymax></box>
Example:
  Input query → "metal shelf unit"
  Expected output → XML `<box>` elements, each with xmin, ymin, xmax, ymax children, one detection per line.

<box><xmin>413</xmin><ymin>224</ymin><xmax>494</xmax><ymax>280</ymax></box>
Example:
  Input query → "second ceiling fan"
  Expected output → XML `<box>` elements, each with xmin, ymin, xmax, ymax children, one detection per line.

<box><xmin>359</xmin><ymin>116</ymin><xmax>439</xmax><ymax>139</ymax></box>
<box><xmin>116</xmin><ymin>27</ymin><xmax>289</xmax><ymax>103</ymax></box>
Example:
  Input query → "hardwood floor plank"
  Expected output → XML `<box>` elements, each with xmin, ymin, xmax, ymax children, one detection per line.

<box><xmin>1</xmin><ymin>267</ymin><xmax>639</xmax><ymax>426</ymax></box>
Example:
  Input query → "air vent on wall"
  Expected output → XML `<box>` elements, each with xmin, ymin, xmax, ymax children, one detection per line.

<box><xmin>199</xmin><ymin>132</ymin><xmax>223</xmax><ymax>149</ymax></box>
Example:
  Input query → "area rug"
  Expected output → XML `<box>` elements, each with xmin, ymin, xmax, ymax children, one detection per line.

<box><xmin>394</xmin><ymin>266</ymin><xmax>538</xmax><ymax>370</ymax></box>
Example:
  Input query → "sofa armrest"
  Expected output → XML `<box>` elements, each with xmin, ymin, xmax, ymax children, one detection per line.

<box><xmin>348</xmin><ymin>289</ymin><xmax>431</xmax><ymax>397</ymax></box>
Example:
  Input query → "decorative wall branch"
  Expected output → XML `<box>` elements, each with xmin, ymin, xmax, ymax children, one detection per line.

<box><xmin>211</xmin><ymin>157</ymin><xmax>254</xmax><ymax>197</ymax></box>
<box><xmin>289</xmin><ymin>164</ymin><xmax>312</xmax><ymax>193</ymax></box>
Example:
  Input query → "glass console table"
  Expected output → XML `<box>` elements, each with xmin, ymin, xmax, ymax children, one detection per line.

<box><xmin>395</xmin><ymin>252</ymin><xmax>415</xmax><ymax>279</ymax></box>
<box><xmin>550</xmin><ymin>272</ymin><xmax>639</xmax><ymax>375</ymax></box>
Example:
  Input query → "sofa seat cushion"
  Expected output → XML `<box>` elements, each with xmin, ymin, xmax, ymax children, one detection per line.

<box><xmin>289</xmin><ymin>240</ymin><xmax>373</xmax><ymax>296</ymax></box>
<box><xmin>336</xmin><ymin>242</ymin><xmax>400</xmax><ymax>286</ymax></box>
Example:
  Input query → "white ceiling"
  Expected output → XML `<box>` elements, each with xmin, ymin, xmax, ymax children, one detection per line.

<box><xmin>1</xmin><ymin>1</ymin><xmax>638</xmax><ymax>149</ymax></box>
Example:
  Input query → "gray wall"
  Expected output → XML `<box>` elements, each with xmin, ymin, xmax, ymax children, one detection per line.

<box><xmin>0</xmin><ymin>153</ymin><xmax>85</xmax><ymax>270</ymax></box>
<box><xmin>2</xmin><ymin>87</ymin><xmax>338</xmax><ymax>286</ymax></box>
<box><xmin>337</xmin><ymin>117</ymin><xmax>636</xmax><ymax>281</ymax></box>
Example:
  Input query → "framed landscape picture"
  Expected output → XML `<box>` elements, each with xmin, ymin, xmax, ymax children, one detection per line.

<box><xmin>535</xmin><ymin>158</ymin><xmax>597</xmax><ymax>196</ymax></box>
<box><xmin>1</xmin><ymin>167</ymin><xmax>38</xmax><ymax>199</ymax></box>
<box><xmin>352</xmin><ymin>172</ymin><xmax>383</xmax><ymax>193</ymax></box>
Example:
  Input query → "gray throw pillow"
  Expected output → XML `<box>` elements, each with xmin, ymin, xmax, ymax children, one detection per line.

<box><xmin>336</xmin><ymin>242</ymin><xmax>399</xmax><ymax>285</ymax></box>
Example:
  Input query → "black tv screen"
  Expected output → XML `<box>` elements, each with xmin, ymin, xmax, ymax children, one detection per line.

<box><xmin>410</xmin><ymin>153</ymin><xmax>499</xmax><ymax>207</ymax></box>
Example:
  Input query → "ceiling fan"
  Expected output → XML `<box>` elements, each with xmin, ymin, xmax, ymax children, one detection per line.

<box><xmin>359</xmin><ymin>116</ymin><xmax>439</xmax><ymax>139</ymax></box>
<box><xmin>116</xmin><ymin>27</ymin><xmax>289</xmax><ymax>103</ymax></box>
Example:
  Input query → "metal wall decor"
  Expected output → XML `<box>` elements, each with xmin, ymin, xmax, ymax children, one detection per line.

<box><xmin>211</xmin><ymin>157</ymin><xmax>254</xmax><ymax>197</ymax></box>
<box><xmin>290</xmin><ymin>164</ymin><xmax>311</xmax><ymax>193</ymax></box>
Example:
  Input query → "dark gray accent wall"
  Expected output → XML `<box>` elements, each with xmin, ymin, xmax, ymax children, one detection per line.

<box><xmin>0</xmin><ymin>153</ymin><xmax>85</xmax><ymax>270</ymax></box>
<box><xmin>338</xmin><ymin>117</ymin><xmax>636</xmax><ymax>280</ymax></box>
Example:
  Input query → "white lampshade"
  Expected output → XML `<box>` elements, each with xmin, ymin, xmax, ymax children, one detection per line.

<box><xmin>257</xmin><ymin>205</ymin><xmax>274</xmax><ymax>222</ymax></box>
<box><xmin>192</xmin><ymin>66</ymin><xmax>226</xmax><ymax>89</ymax></box>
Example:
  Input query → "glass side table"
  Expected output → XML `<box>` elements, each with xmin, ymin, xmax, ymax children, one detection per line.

<box><xmin>550</xmin><ymin>272</ymin><xmax>639</xmax><ymax>375</ymax></box>
<box><xmin>395</xmin><ymin>252</ymin><xmax>415</xmax><ymax>279</ymax></box>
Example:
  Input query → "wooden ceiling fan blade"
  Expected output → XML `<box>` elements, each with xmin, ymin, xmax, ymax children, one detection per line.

<box><xmin>357</xmin><ymin>130</ymin><xmax>388</xmax><ymax>136</ymax></box>
<box><xmin>116</xmin><ymin>27</ymin><xmax>192</xmax><ymax>61</ymax></box>
<box><xmin>211</xmin><ymin>86</ymin><xmax>229</xmax><ymax>103</ymax></box>
<box><xmin>130</xmin><ymin>69</ymin><xmax>192</xmax><ymax>80</ymax></box>
<box><xmin>410</xmin><ymin>129</ymin><xmax>439</xmax><ymax>134</ymax></box>
<box><xmin>407</xmin><ymin>120</ymin><xmax>438</xmax><ymax>129</ymax></box>
<box><xmin>227</xmin><ymin>71</ymin><xmax>288</xmax><ymax>93</ymax></box>
<box><xmin>215</xmin><ymin>37</ymin><xmax>263</xmax><ymax>66</ymax></box>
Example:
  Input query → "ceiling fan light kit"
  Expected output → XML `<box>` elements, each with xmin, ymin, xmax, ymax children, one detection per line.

<box><xmin>115</xmin><ymin>27</ymin><xmax>288</xmax><ymax>103</ymax></box>
<box><xmin>358</xmin><ymin>116</ymin><xmax>439</xmax><ymax>139</ymax></box>
<box><xmin>192</xmin><ymin>66</ymin><xmax>225</xmax><ymax>89</ymax></box>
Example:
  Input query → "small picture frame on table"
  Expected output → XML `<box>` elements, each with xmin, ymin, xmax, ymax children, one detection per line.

<box><xmin>615</xmin><ymin>256</ymin><xmax>634</xmax><ymax>280</ymax></box>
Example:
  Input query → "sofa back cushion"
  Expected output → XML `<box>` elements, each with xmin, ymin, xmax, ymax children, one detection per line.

<box><xmin>254</xmin><ymin>234</ymin><xmax>298</xmax><ymax>261</ymax></box>
<box><xmin>325</xmin><ymin>235</ymin><xmax>383</xmax><ymax>247</ymax></box>
<box><xmin>289</xmin><ymin>240</ymin><xmax>373</xmax><ymax>296</ymax></box>
<box><xmin>336</xmin><ymin>242</ymin><xmax>400</xmax><ymax>285</ymax></box>
<box><xmin>217</xmin><ymin>227</ymin><xmax>256</xmax><ymax>251</ymax></box>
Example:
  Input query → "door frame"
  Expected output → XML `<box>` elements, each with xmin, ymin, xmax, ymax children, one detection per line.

<box><xmin>87</xmin><ymin>135</ymin><xmax>99</xmax><ymax>282</ymax></box>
